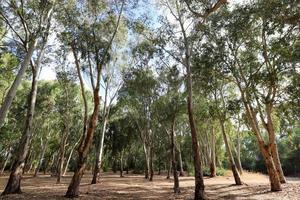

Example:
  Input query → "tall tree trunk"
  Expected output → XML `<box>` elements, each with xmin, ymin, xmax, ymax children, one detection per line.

<box><xmin>63</xmin><ymin>139</ymin><xmax>80</xmax><ymax>176</ymax></box>
<box><xmin>270</xmin><ymin>143</ymin><xmax>286</xmax><ymax>183</ymax></box>
<box><xmin>143</xmin><ymin>143</ymin><xmax>150</xmax><ymax>179</ymax></box>
<box><xmin>91</xmin><ymin>116</ymin><xmax>108</xmax><ymax>184</ymax></box>
<box><xmin>1</xmin><ymin>47</ymin><xmax>44</xmax><ymax>195</ymax></box>
<box><xmin>185</xmin><ymin>51</ymin><xmax>205</xmax><ymax>200</ymax></box>
<box><xmin>23</xmin><ymin>140</ymin><xmax>34</xmax><ymax>175</ymax></box>
<box><xmin>259</xmin><ymin>143</ymin><xmax>282</xmax><ymax>191</ymax></box>
<box><xmin>65</xmin><ymin>88</ymin><xmax>100</xmax><ymax>198</ymax></box>
<box><xmin>219</xmin><ymin>119</ymin><xmax>242</xmax><ymax>185</ymax></box>
<box><xmin>241</xmin><ymin>91</ymin><xmax>282</xmax><ymax>191</ymax></box>
<box><xmin>0</xmin><ymin>39</ymin><xmax>37</xmax><ymax>128</ymax></box>
<box><xmin>171</xmin><ymin>117</ymin><xmax>180</xmax><ymax>193</ymax></box>
<box><xmin>34</xmin><ymin>138</ymin><xmax>48</xmax><ymax>177</ymax></box>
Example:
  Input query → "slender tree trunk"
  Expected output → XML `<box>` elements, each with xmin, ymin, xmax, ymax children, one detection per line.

<box><xmin>219</xmin><ymin>119</ymin><xmax>242</xmax><ymax>185</ymax></box>
<box><xmin>23</xmin><ymin>141</ymin><xmax>34</xmax><ymax>175</ymax></box>
<box><xmin>64</xmin><ymin>139</ymin><xmax>80</xmax><ymax>176</ymax></box>
<box><xmin>65</xmin><ymin>88</ymin><xmax>100</xmax><ymax>198</ymax></box>
<box><xmin>143</xmin><ymin>143</ymin><xmax>150</xmax><ymax>179</ymax></box>
<box><xmin>186</xmin><ymin>53</ymin><xmax>205</xmax><ymax>200</ymax></box>
<box><xmin>171</xmin><ymin>117</ymin><xmax>180</xmax><ymax>193</ymax></box>
<box><xmin>241</xmin><ymin>92</ymin><xmax>282</xmax><ymax>191</ymax></box>
<box><xmin>0</xmin><ymin>39</ymin><xmax>37</xmax><ymax>128</ymax></box>
<box><xmin>34</xmin><ymin>138</ymin><xmax>48</xmax><ymax>177</ymax></box>
<box><xmin>91</xmin><ymin>116</ymin><xmax>108</xmax><ymax>184</ymax></box>
<box><xmin>1</xmin><ymin>49</ymin><xmax>43</xmax><ymax>195</ymax></box>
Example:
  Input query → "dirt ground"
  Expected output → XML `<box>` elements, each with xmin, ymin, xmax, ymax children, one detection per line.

<box><xmin>0</xmin><ymin>171</ymin><xmax>299</xmax><ymax>200</ymax></box>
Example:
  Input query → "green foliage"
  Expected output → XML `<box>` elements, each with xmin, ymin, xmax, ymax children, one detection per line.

<box><xmin>202</xmin><ymin>167</ymin><xmax>226</xmax><ymax>176</ymax></box>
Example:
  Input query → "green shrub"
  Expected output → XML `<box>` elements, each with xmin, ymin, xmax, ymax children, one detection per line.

<box><xmin>101</xmin><ymin>159</ymin><xmax>109</xmax><ymax>172</ymax></box>
<box><xmin>202</xmin><ymin>166</ymin><xmax>226</xmax><ymax>176</ymax></box>
<box><xmin>216</xmin><ymin>167</ymin><xmax>226</xmax><ymax>176</ymax></box>
<box><xmin>186</xmin><ymin>162</ymin><xmax>194</xmax><ymax>176</ymax></box>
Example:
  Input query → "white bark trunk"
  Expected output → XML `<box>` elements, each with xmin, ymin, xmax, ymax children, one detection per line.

<box><xmin>0</xmin><ymin>39</ymin><xmax>37</xmax><ymax>128</ymax></box>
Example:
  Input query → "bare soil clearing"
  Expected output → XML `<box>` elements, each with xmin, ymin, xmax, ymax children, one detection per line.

<box><xmin>0</xmin><ymin>172</ymin><xmax>299</xmax><ymax>200</ymax></box>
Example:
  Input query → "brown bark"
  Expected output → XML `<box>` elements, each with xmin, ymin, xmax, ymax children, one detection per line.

<box><xmin>240</xmin><ymin>90</ymin><xmax>282</xmax><ymax>191</ymax></box>
<box><xmin>65</xmin><ymin>41</ymin><xmax>99</xmax><ymax>198</ymax></box>
<box><xmin>185</xmin><ymin>44</ymin><xmax>205</xmax><ymax>200</ymax></box>
<box><xmin>260</xmin><ymin>144</ymin><xmax>282</xmax><ymax>191</ymax></box>
<box><xmin>176</xmin><ymin>0</ymin><xmax>205</xmax><ymax>195</ymax></box>
<box><xmin>65</xmin><ymin>88</ymin><xmax>100</xmax><ymax>198</ymax></box>
<box><xmin>91</xmin><ymin>140</ymin><xmax>101</xmax><ymax>184</ymax></box>
<box><xmin>271</xmin><ymin>143</ymin><xmax>286</xmax><ymax>183</ymax></box>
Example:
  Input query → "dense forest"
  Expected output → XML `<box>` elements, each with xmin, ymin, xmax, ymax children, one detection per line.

<box><xmin>0</xmin><ymin>0</ymin><xmax>299</xmax><ymax>199</ymax></box>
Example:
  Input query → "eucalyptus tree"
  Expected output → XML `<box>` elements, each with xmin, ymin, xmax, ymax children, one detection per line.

<box><xmin>1</xmin><ymin>2</ymin><xmax>55</xmax><ymax>195</ymax></box>
<box><xmin>0</xmin><ymin>83</ymin><xmax>30</xmax><ymax>176</ymax></box>
<box><xmin>205</xmin><ymin>1</ymin><xmax>300</xmax><ymax>191</ymax></box>
<box><xmin>58</xmin><ymin>0</ymin><xmax>125</xmax><ymax>197</ymax></box>
<box><xmin>193</xmin><ymin>45</ymin><xmax>242</xmax><ymax>184</ymax></box>
<box><xmin>32</xmin><ymin>83</ymin><xmax>60</xmax><ymax>176</ymax></box>
<box><xmin>156</xmin><ymin>0</ymin><xmax>227</xmax><ymax>198</ymax></box>
<box><xmin>0</xmin><ymin>0</ymin><xmax>55</xmax><ymax>129</ymax></box>
<box><xmin>119</xmin><ymin>67</ymin><xmax>159</xmax><ymax>180</ymax></box>
<box><xmin>55</xmin><ymin>67</ymin><xmax>79</xmax><ymax>183</ymax></box>
<box><xmin>153</xmin><ymin>65</ymin><xmax>185</xmax><ymax>193</ymax></box>
<box><xmin>105</xmin><ymin>114</ymin><xmax>137</xmax><ymax>177</ymax></box>
<box><xmin>92</xmin><ymin>50</ymin><xmax>124</xmax><ymax>184</ymax></box>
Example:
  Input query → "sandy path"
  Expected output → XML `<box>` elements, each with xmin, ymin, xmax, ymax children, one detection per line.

<box><xmin>0</xmin><ymin>171</ymin><xmax>299</xmax><ymax>199</ymax></box>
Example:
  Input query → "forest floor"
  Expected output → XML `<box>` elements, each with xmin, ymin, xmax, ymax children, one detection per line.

<box><xmin>0</xmin><ymin>171</ymin><xmax>299</xmax><ymax>200</ymax></box>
